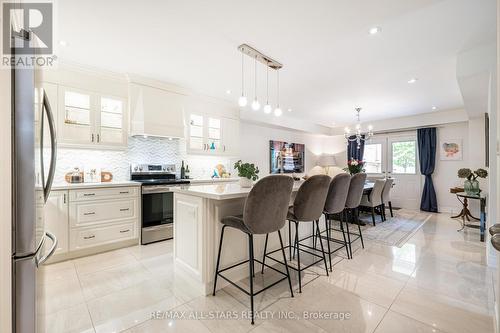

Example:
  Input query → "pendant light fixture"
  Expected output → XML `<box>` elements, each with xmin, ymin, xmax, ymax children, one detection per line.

<box><xmin>344</xmin><ymin>107</ymin><xmax>373</xmax><ymax>149</ymax></box>
<box><xmin>251</xmin><ymin>56</ymin><xmax>261</xmax><ymax>111</ymax></box>
<box><xmin>237</xmin><ymin>44</ymin><xmax>284</xmax><ymax>114</ymax></box>
<box><xmin>263</xmin><ymin>65</ymin><xmax>272</xmax><ymax>114</ymax></box>
<box><xmin>238</xmin><ymin>52</ymin><xmax>248</xmax><ymax>107</ymax></box>
<box><xmin>274</xmin><ymin>69</ymin><xmax>282</xmax><ymax>117</ymax></box>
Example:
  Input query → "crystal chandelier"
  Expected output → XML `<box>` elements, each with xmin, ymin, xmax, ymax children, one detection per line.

<box><xmin>344</xmin><ymin>107</ymin><xmax>374</xmax><ymax>149</ymax></box>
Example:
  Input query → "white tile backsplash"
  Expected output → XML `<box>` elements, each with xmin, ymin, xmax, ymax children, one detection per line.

<box><xmin>52</xmin><ymin>137</ymin><xmax>231</xmax><ymax>183</ymax></box>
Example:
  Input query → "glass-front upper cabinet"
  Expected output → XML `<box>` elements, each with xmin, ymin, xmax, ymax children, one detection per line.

<box><xmin>58</xmin><ymin>86</ymin><xmax>127</xmax><ymax>148</ymax></box>
<box><xmin>58</xmin><ymin>87</ymin><xmax>95</xmax><ymax>146</ymax></box>
<box><xmin>189</xmin><ymin>114</ymin><xmax>204</xmax><ymax>150</ymax></box>
<box><xmin>97</xmin><ymin>96</ymin><xmax>126</xmax><ymax>146</ymax></box>
<box><xmin>207</xmin><ymin>117</ymin><xmax>221</xmax><ymax>151</ymax></box>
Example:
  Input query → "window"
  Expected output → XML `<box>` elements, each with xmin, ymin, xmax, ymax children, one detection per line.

<box><xmin>364</xmin><ymin>143</ymin><xmax>382</xmax><ymax>173</ymax></box>
<box><xmin>64</xmin><ymin>91</ymin><xmax>90</xmax><ymax>126</ymax></box>
<box><xmin>391</xmin><ymin>140</ymin><xmax>416</xmax><ymax>174</ymax></box>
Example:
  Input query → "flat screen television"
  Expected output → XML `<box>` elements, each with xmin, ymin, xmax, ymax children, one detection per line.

<box><xmin>270</xmin><ymin>140</ymin><xmax>305</xmax><ymax>174</ymax></box>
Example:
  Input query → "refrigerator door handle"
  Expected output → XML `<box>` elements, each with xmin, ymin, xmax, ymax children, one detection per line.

<box><xmin>35</xmin><ymin>231</ymin><xmax>57</xmax><ymax>267</ymax></box>
<box><xmin>42</xmin><ymin>90</ymin><xmax>57</xmax><ymax>203</ymax></box>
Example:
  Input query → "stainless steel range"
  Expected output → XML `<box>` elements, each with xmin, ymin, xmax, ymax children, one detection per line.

<box><xmin>131</xmin><ymin>164</ymin><xmax>190</xmax><ymax>245</ymax></box>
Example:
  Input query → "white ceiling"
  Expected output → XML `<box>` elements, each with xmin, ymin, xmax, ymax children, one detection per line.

<box><xmin>54</xmin><ymin>0</ymin><xmax>496</xmax><ymax>127</ymax></box>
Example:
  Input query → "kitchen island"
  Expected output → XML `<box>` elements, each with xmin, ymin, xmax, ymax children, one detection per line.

<box><xmin>171</xmin><ymin>181</ymin><xmax>304</xmax><ymax>295</ymax></box>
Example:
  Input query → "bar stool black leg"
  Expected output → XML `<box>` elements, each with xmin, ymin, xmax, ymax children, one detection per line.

<box><xmin>277</xmin><ymin>230</ymin><xmax>294</xmax><ymax>298</ymax></box>
<box><xmin>315</xmin><ymin>220</ymin><xmax>329</xmax><ymax>276</ymax></box>
<box><xmin>295</xmin><ymin>221</ymin><xmax>302</xmax><ymax>293</ymax></box>
<box><xmin>371</xmin><ymin>207</ymin><xmax>376</xmax><ymax>226</ymax></box>
<box><xmin>324</xmin><ymin>215</ymin><xmax>332</xmax><ymax>271</ymax></box>
<box><xmin>354</xmin><ymin>208</ymin><xmax>364</xmax><ymax>249</ymax></box>
<box><xmin>288</xmin><ymin>220</ymin><xmax>292</xmax><ymax>260</ymax></box>
<box><xmin>213</xmin><ymin>225</ymin><xmax>226</xmax><ymax>296</ymax></box>
<box><xmin>389</xmin><ymin>201</ymin><xmax>394</xmax><ymax>217</ymax></box>
<box><xmin>248</xmin><ymin>234</ymin><xmax>255</xmax><ymax>325</ymax></box>
<box><xmin>261</xmin><ymin>234</ymin><xmax>269</xmax><ymax>274</ymax></box>
<box><xmin>312</xmin><ymin>222</ymin><xmax>316</xmax><ymax>250</ymax></box>
<box><xmin>344</xmin><ymin>211</ymin><xmax>353</xmax><ymax>258</ymax></box>
<box><xmin>339</xmin><ymin>213</ymin><xmax>350</xmax><ymax>259</ymax></box>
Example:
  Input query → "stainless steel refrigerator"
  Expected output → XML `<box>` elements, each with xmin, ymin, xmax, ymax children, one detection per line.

<box><xmin>11</xmin><ymin>30</ymin><xmax>58</xmax><ymax>333</ymax></box>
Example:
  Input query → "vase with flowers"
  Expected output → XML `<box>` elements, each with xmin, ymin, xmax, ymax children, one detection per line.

<box><xmin>457</xmin><ymin>168</ymin><xmax>488</xmax><ymax>195</ymax></box>
<box><xmin>343</xmin><ymin>158</ymin><xmax>365</xmax><ymax>175</ymax></box>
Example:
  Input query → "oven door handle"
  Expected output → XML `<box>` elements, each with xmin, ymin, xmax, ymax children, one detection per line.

<box><xmin>142</xmin><ymin>187</ymin><xmax>173</xmax><ymax>194</ymax></box>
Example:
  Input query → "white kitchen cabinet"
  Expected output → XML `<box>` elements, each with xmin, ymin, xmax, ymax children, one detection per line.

<box><xmin>44</xmin><ymin>190</ymin><xmax>69</xmax><ymax>255</ymax></box>
<box><xmin>129</xmin><ymin>82</ymin><xmax>185</xmax><ymax>138</ymax></box>
<box><xmin>68</xmin><ymin>186</ymin><xmax>139</xmax><ymax>252</ymax></box>
<box><xmin>187</xmin><ymin>114</ymin><xmax>240</xmax><ymax>156</ymax></box>
<box><xmin>57</xmin><ymin>86</ymin><xmax>127</xmax><ymax>149</ymax></box>
<box><xmin>221</xmin><ymin>117</ymin><xmax>240</xmax><ymax>155</ymax></box>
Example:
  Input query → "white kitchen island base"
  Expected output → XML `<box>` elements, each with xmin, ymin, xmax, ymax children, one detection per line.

<box><xmin>172</xmin><ymin>183</ymin><xmax>304</xmax><ymax>295</ymax></box>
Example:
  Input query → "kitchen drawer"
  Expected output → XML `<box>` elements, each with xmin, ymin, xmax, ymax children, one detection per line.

<box><xmin>69</xmin><ymin>221</ymin><xmax>137</xmax><ymax>251</ymax></box>
<box><xmin>69</xmin><ymin>198</ymin><xmax>138</xmax><ymax>228</ymax></box>
<box><xmin>69</xmin><ymin>186</ymin><xmax>139</xmax><ymax>202</ymax></box>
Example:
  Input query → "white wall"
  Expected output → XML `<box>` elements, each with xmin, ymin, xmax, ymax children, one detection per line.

<box><xmin>433</xmin><ymin>122</ymin><xmax>483</xmax><ymax>214</ymax></box>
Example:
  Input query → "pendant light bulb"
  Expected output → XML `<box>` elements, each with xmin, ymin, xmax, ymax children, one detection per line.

<box><xmin>251</xmin><ymin>56</ymin><xmax>260</xmax><ymax>111</ymax></box>
<box><xmin>274</xmin><ymin>69</ymin><xmax>282</xmax><ymax>117</ymax></box>
<box><xmin>238</xmin><ymin>51</ymin><xmax>247</xmax><ymax>107</ymax></box>
<box><xmin>238</xmin><ymin>96</ymin><xmax>248</xmax><ymax>107</ymax></box>
<box><xmin>251</xmin><ymin>99</ymin><xmax>261</xmax><ymax>111</ymax></box>
<box><xmin>263</xmin><ymin>65</ymin><xmax>272</xmax><ymax>113</ymax></box>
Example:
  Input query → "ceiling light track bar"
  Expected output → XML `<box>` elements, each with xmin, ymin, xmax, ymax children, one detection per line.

<box><xmin>237</xmin><ymin>44</ymin><xmax>283</xmax><ymax>70</ymax></box>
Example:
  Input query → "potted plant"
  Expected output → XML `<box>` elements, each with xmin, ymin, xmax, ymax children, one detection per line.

<box><xmin>234</xmin><ymin>160</ymin><xmax>259</xmax><ymax>188</ymax></box>
<box><xmin>343</xmin><ymin>158</ymin><xmax>365</xmax><ymax>175</ymax></box>
<box><xmin>458</xmin><ymin>168</ymin><xmax>488</xmax><ymax>195</ymax></box>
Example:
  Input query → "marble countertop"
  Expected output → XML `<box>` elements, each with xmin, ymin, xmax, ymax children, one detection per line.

<box><xmin>51</xmin><ymin>181</ymin><xmax>141</xmax><ymax>190</ymax></box>
<box><xmin>171</xmin><ymin>181</ymin><xmax>303</xmax><ymax>200</ymax></box>
<box><xmin>188</xmin><ymin>178</ymin><xmax>239</xmax><ymax>184</ymax></box>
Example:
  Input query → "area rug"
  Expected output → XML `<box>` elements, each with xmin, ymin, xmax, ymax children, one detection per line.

<box><xmin>359</xmin><ymin>209</ymin><xmax>432</xmax><ymax>247</ymax></box>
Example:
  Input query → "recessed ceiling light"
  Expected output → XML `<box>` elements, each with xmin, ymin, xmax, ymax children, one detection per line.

<box><xmin>407</xmin><ymin>78</ymin><xmax>418</xmax><ymax>84</ymax></box>
<box><xmin>369</xmin><ymin>26</ymin><xmax>381</xmax><ymax>35</ymax></box>
<box><xmin>287</xmin><ymin>108</ymin><xmax>292</xmax><ymax>112</ymax></box>
<box><xmin>432</xmin><ymin>106</ymin><xmax>438</xmax><ymax>110</ymax></box>
<box><xmin>225</xmin><ymin>89</ymin><xmax>231</xmax><ymax>95</ymax></box>
<box><xmin>59</xmin><ymin>40</ymin><xmax>68</xmax><ymax>46</ymax></box>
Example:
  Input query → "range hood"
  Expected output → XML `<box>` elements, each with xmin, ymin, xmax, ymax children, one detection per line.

<box><xmin>128</xmin><ymin>82</ymin><xmax>186</xmax><ymax>138</ymax></box>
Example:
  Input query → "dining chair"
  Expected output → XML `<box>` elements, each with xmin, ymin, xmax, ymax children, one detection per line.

<box><xmin>360</xmin><ymin>179</ymin><xmax>386</xmax><ymax>226</ymax></box>
<box><xmin>381</xmin><ymin>178</ymin><xmax>394</xmax><ymax>218</ymax></box>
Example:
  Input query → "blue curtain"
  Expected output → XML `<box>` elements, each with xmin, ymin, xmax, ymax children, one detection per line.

<box><xmin>347</xmin><ymin>135</ymin><xmax>365</xmax><ymax>161</ymax></box>
<box><xmin>417</xmin><ymin>128</ymin><xmax>438</xmax><ymax>212</ymax></box>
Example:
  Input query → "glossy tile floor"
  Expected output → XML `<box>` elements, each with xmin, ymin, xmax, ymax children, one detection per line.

<box><xmin>38</xmin><ymin>211</ymin><xmax>495</xmax><ymax>333</ymax></box>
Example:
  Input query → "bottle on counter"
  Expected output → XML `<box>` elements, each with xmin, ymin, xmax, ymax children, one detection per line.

<box><xmin>185</xmin><ymin>164</ymin><xmax>190</xmax><ymax>179</ymax></box>
<box><xmin>180</xmin><ymin>160</ymin><xmax>186</xmax><ymax>179</ymax></box>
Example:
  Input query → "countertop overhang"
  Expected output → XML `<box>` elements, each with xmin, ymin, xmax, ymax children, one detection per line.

<box><xmin>171</xmin><ymin>181</ymin><xmax>303</xmax><ymax>200</ymax></box>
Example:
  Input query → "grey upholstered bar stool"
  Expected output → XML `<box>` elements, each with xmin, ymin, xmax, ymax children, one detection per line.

<box><xmin>263</xmin><ymin>174</ymin><xmax>331</xmax><ymax>293</ymax></box>
<box><xmin>320</xmin><ymin>173</ymin><xmax>351</xmax><ymax>269</ymax></box>
<box><xmin>212</xmin><ymin>175</ymin><xmax>294</xmax><ymax>325</ymax></box>
<box><xmin>360</xmin><ymin>179</ymin><xmax>386</xmax><ymax>225</ymax></box>
<box><xmin>381</xmin><ymin>178</ymin><xmax>394</xmax><ymax>219</ymax></box>
<box><xmin>344</xmin><ymin>172</ymin><xmax>367</xmax><ymax>258</ymax></box>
